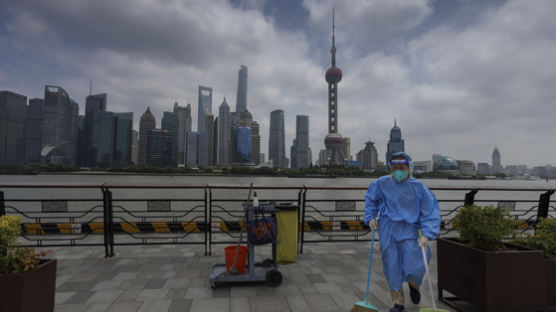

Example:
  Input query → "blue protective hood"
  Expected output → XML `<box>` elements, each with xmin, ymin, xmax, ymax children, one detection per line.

<box><xmin>389</xmin><ymin>151</ymin><xmax>414</xmax><ymax>174</ymax></box>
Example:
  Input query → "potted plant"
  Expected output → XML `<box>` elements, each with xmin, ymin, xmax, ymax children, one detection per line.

<box><xmin>0</xmin><ymin>215</ymin><xmax>56</xmax><ymax>312</ymax></box>
<box><xmin>437</xmin><ymin>204</ymin><xmax>547</xmax><ymax>312</ymax></box>
<box><xmin>512</xmin><ymin>217</ymin><xmax>556</xmax><ymax>308</ymax></box>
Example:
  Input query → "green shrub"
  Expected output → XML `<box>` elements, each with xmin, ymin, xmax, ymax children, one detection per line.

<box><xmin>512</xmin><ymin>218</ymin><xmax>556</xmax><ymax>259</ymax></box>
<box><xmin>452</xmin><ymin>204</ymin><xmax>515</xmax><ymax>251</ymax></box>
<box><xmin>0</xmin><ymin>215</ymin><xmax>51</xmax><ymax>274</ymax></box>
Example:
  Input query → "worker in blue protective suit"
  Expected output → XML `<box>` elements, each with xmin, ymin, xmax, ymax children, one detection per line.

<box><xmin>364</xmin><ymin>152</ymin><xmax>440</xmax><ymax>312</ymax></box>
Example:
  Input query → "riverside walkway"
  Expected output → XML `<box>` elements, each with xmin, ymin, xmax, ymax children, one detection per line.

<box><xmin>50</xmin><ymin>241</ymin><xmax>461</xmax><ymax>312</ymax></box>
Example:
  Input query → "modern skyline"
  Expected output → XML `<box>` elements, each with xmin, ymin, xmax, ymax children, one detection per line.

<box><xmin>0</xmin><ymin>91</ymin><xmax>27</xmax><ymax>165</ymax></box>
<box><xmin>217</xmin><ymin>98</ymin><xmax>231</xmax><ymax>165</ymax></box>
<box><xmin>3</xmin><ymin>1</ymin><xmax>556</xmax><ymax>167</ymax></box>
<box><xmin>291</xmin><ymin>115</ymin><xmax>310</xmax><ymax>169</ymax></box>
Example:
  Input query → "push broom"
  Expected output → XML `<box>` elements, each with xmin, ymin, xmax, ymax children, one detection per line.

<box><xmin>419</xmin><ymin>231</ymin><xmax>449</xmax><ymax>312</ymax></box>
<box><xmin>351</xmin><ymin>227</ymin><xmax>378</xmax><ymax>312</ymax></box>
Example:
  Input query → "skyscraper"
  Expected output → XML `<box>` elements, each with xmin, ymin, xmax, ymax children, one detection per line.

<box><xmin>173</xmin><ymin>102</ymin><xmax>192</xmax><ymax>166</ymax></box>
<box><xmin>357</xmin><ymin>141</ymin><xmax>378</xmax><ymax>171</ymax></box>
<box><xmin>25</xmin><ymin>98</ymin><xmax>44</xmax><ymax>164</ymax></box>
<box><xmin>147</xmin><ymin>128</ymin><xmax>173</xmax><ymax>167</ymax></box>
<box><xmin>236</xmin><ymin>65</ymin><xmax>248</xmax><ymax>113</ymax></box>
<box><xmin>97</xmin><ymin>111</ymin><xmax>114</xmax><ymax>166</ymax></box>
<box><xmin>42</xmin><ymin>86</ymin><xmax>79</xmax><ymax>165</ymax></box>
<box><xmin>250</xmin><ymin>119</ymin><xmax>260</xmax><ymax>165</ymax></box>
<box><xmin>138</xmin><ymin>107</ymin><xmax>156</xmax><ymax>165</ymax></box>
<box><xmin>269</xmin><ymin>109</ymin><xmax>286</xmax><ymax>168</ymax></box>
<box><xmin>217</xmin><ymin>98</ymin><xmax>231</xmax><ymax>165</ymax></box>
<box><xmin>323</xmin><ymin>11</ymin><xmax>346</xmax><ymax>164</ymax></box>
<box><xmin>386</xmin><ymin>120</ymin><xmax>404</xmax><ymax>163</ymax></box>
<box><xmin>198</xmin><ymin>132</ymin><xmax>209</xmax><ymax>167</ymax></box>
<box><xmin>186</xmin><ymin>131</ymin><xmax>198</xmax><ymax>167</ymax></box>
<box><xmin>492</xmin><ymin>147</ymin><xmax>502</xmax><ymax>174</ymax></box>
<box><xmin>291</xmin><ymin>115</ymin><xmax>310</xmax><ymax>169</ymax></box>
<box><xmin>197</xmin><ymin>86</ymin><xmax>212</xmax><ymax>133</ymax></box>
<box><xmin>205</xmin><ymin>110</ymin><xmax>214</xmax><ymax>166</ymax></box>
<box><xmin>0</xmin><ymin>91</ymin><xmax>27</xmax><ymax>165</ymax></box>
<box><xmin>84</xmin><ymin>93</ymin><xmax>107</xmax><ymax>166</ymax></box>
<box><xmin>113</xmin><ymin>112</ymin><xmax>133</xmax><ymax>167</ymax></box>
<box><xmin>131</xmin><ymin>130</ymin><xmax>139</xmax><ymax>164</ymax></box>
<box><xmin>162</xmin><ymin>111</ymin><xmax>179</xmax><ymax>167</ymax></box>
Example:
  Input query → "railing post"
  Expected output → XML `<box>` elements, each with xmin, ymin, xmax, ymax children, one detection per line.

<box><xmin>297</xmin><ymin>188</ymin><xmax>302</xmax><ymax>253</ymax></box>
<box><xmin>108</xmin><ymin>188</ymin><xmax>114</xmax><ymax>257</ymax></box>
<box><xmin>299</xmin><ymin>186</ymin><xmax>307</xmax><ymax>254</ymax></box>
<box><xmin>101</xmin><ymin>186</ymin><xmax>110</xmax><ymax>258</ymax></box>
<box><xmin>0</xmin><ymin>191</ymin><xmax>5</xmax><ymax>216</ymax></box>
<box><xmin>206</xmin><ymin>187</ymin><xmax>210</xmax><ymax>256</ymax></box>
<box><xmin>464</xmin><ymin>189</ymin><xmax>478</xmax><ymax>206</ymax></box>
<box><xmin>536</xmin><ymin>190</ymin><xmax>554</xmax><ymax>233</ymax></box>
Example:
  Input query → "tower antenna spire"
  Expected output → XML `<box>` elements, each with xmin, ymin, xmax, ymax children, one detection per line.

<box><xmin>331</xmin><ymin>8</ymin><xmax>336</xmax><ymax>67</ymax></box>
<box><xmin>89</xmin><ymin>80</ymin><xmax>93</xmax><ymax>96</ymax></box>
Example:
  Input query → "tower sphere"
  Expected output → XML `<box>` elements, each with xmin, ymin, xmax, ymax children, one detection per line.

<box><xmin>325</xmin><ymin>66</ymin><xmax>342</xmax><ymax>83</ymax></box>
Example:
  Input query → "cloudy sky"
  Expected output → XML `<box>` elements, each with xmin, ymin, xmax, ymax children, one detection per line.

<box><xmin>1</xmin><ymin>0</ymin><xmax>555</xmax><ymax>167</ymax></box>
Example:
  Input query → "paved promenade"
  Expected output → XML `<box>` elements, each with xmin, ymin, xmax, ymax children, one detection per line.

<box><xmin>50</xmin><ymin>241</ymin><xmax>460</xmax><ymax>312</ymax></box>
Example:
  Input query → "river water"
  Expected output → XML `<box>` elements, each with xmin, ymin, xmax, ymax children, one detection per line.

<box><xmin>1</xmin><ymin>174</ymin><xmax>555</xmax><ymax>215</ymax></box>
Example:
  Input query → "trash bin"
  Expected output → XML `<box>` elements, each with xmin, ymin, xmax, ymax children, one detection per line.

<box><xmin>275</xmin><ymin>202</ymin><xmax>298</xmax><ymax>264</ymax></box>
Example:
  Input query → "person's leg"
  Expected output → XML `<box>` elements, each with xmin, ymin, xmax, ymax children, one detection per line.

<box><xmin>400</xmin><ymin>238</ymin><xmax>430</xmax><ymax>304</ymax></box>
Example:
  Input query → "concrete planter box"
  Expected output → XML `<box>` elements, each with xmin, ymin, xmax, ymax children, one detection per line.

<box><xmin>0</xmin><ymin>258</ymin><xmax>57</xmax><ymax>312</ymax></box>
<box><xmin>437</xmin><ymin>237</ymin><xmax>546</xmax><ymax>312</ymax></box>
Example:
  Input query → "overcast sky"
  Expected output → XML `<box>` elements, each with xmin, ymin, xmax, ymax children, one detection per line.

<box><xmin>1</xmin><ymin>0</ymin><xmax>555</xmax><ymax>167</ymax></box>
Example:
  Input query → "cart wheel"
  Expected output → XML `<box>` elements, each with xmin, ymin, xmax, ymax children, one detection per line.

<box><xmin>210</xmin><ymin>282</ymin><xmax>217</xmax><ymax>289</ymax></box>
<box><xmin>265</xmin><ymin>269</ymin><xmax>282</xmax><ymax>287</ymax></box>
<box><xmin>262</xmin><ymin>258</ymin><xmax>274</xmax><ymax>267</ymax></box>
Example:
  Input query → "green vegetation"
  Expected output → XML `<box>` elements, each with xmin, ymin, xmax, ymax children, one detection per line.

<box><xmin>512</xmin><ymin>218</ymin><xmax>556</xmax><ymax>259</ymax></box>
<box><xmin>452</xmin><ymin>204</ymin><xmax>515</xmax><ymax>251</ymax></box>
<box><xmin>0</xmin><ymin>215</ymin><xmax>51</xmax><ymax>274</ymax></box>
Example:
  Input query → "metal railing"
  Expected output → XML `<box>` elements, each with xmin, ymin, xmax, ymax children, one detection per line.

<box><xmin>1</xmin><ymin>183</ymin><xmax>554</xmax><ymax>257</ymax></box>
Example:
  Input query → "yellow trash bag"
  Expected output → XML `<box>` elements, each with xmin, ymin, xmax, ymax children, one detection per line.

<box><xmin>276</xmin><ymin>209</ymin><xmax>298</xmax><ymax>264</ymax></box>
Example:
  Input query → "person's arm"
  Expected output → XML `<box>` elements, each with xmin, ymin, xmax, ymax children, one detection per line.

<box><xmin>364</xmin><ymin>182</ymin><xmax>381</xmax><ymax>225</ymax></box>
<box><xmin>419</xmin><ymin>187</ymin><xmax>441</xmax><ymax>240</ymax></box>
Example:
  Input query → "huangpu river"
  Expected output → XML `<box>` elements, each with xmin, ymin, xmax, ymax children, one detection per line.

<box><xmin>1</xmin><ymin>173</ymin><xmax>555</xmax><ymax>204</ymax></box>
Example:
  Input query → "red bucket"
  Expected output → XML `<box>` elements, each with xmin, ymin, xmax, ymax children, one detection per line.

<box><xmin>225</xmin><ymin>245</ymin><xmax>248</xmax><ymax>273</ymax></box>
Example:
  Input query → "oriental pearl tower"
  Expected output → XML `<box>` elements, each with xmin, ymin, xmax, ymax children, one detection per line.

<box><xmin>324</xmin><ymin>10</ymin><xmax>346</xmax><ymax>164</ymax></box>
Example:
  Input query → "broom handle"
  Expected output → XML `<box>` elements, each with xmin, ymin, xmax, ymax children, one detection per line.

<box><xmin>364</xmin><ymin>227</ymin><xmax>375</xmax><ymax>303</ymax></box>
<box><xmin>232</xmin><ymin>183</ymin><xmax>253</xmax><ymax>268</ymax></box>
<box><xmin>421</xmin><ymin>244</ymin><xmax>437</xmax><ymax>311</ymax></box>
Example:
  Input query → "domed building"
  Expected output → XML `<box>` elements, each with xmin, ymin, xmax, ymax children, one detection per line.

<box><xmin>434</xmin><ymin>156</ymin><xmax>460</xmax><ymax>174</ymax></box>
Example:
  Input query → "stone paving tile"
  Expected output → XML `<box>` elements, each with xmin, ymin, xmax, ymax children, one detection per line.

<box><xmin>184</xmin><ymin>286</ymin><xmax>212</xmax><ymax>299</ymax></box>
<box><xmin>120</xmin><ymin>278</ymin><xmax>149</xmax><ymax>290</ymax></box>
<box><xmin>211</xmin><ymin>286</ymin><xmax>231</xmax><ymax>297</ymax></box>
<box><xmin>64</xmin><ymin>291</ymin><xmax>95</xmax><ymax>304</ymax></box>
<box><xmin>230</xmin><ymin>285</ymin><xmax>258</xmax><ymax>297</ymax></box>
<box><xmin>189</xmin><ymin>297</ymin><xmax>230</xmax><ymax>312</ymax></box>
<box><xmin>57</xmin><ymin>281</ymin><xmax>98</xmax><ymax>292</ymax></box>
<box><xmin>165</xmin><ymin>288</ymin><xmax>187</xmax><ymax>300</ymax></box>
<box><xmin>168</xmin><ymin>299</ymin><xmax>193</xmax><ymax>312</ymax></box>
<box><xmin>86</xmin><ymin>302</ymin><xmax>112</xmax><ymax>312</ymax></box>
<box><xmin>163</xmin><ymin>277</ymin><xmax>190</xmax><ymax>289</ymax></box>
<box><xmin>305</xmin><ymin>273</ymin><xmax>326</xmax><ymax>283</ymax></box>
<box><xmin>331</xmin><ymin>292</ymin><xmax>360</xmax><ymax>311</ymax></box>
<box><xmin>85</xmin><ymin>290</ymin><xmax>123</xmax><ymax>304</ymax></box>
<box><xmin>92</xmin><ymin>280</ymin><xmax>123</xmax><ymax>291</ymax></box>
<box><xmin>230</xmin><ymin>296</ymin><xmax>250</xmax><ymax>312</ymax></box>
<box><xmin>54</xmin><ymin>303</ymin><xmax>91</xmax><ymax>312</ymax></box>
<box><xmin>137</xmin><ymin>288</ymin><xmax>169</xmax><ymax>301</ymax></box>
<box><xmin>117</xmin><ymin>289</ymin><xmax>142</xmax><ymax>302</ymax></box>
<box><xmin>144</xmin><ymin>278</ymin><xmax>166</xmax><ymax>289</ymax></box>
<box><xmin>286</xmin><ymin>294</ymin><xmax>311</xmax><ymax>312</ymax></box>
<box><xmin>138</xmin><ymin>300</ymin><xmax>172</xmax><ymax>312</ymax></box>
<box><xmin>107</xmin><ymin>301</ymin><xmax>143</xmax><ymax>312</ymax></box>
<box><xmin>55</xmin><ymin>291</ymin><xmax>76</xmax><ymax>305</ymax></box>
<box><xmin>304</xmin><ymin>293</ymin><xmax>342</xmax><ymax>312</ymax></box>
<box><xmin>250</xmin><ymin>295</ymin><xmax>292</xmax><ymax>312</ymax></box>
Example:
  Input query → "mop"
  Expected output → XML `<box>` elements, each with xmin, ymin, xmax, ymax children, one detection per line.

<box><xmin>351</xmin><ymin>227</ymin><xmax>379</xmax><ymax>312</ymax></box>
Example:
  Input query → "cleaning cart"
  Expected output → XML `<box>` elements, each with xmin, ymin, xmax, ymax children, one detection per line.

<box><xmin>209</xmin><ymin>201</ymin><xmax>283</xmax><ymax>288</ymax></box>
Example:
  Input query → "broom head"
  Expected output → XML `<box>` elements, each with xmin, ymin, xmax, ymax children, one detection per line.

<box><xmin>351</xmin><ymin>300</ymin><xmax>378</xmax><ymax>312</ymax></box>
<box><xmin>420</xmin><ymin>309</ymin><xmax>450</xmax><ymax>312</ymax></box>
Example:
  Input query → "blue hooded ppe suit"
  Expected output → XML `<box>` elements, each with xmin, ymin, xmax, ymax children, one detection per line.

<box><xmin>364</xmin><ymin>156</ymin><xmax>440</xmax><ymax>295</ymax></box>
